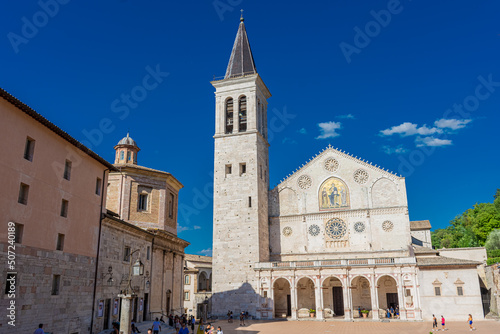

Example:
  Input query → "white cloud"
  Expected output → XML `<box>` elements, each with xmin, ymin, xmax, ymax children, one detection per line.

<box><xmin>316</xmin><ymin>121</ymin><xmax>342</xmax><ymax>139</ymax></box>
<box><xmin>194</xmin><ymin>225</ymin><xmax>201</xmax><ymax>230</ymax></box>
<box><xmin>382</xmin><ymin>145</ymin><xmax>408</xmax><ymax>155</ymax></box>
<box><xmin>177</xmin><ymin>225</ymin><xmax>190</xmax><ymax>233</ymax></box>
<box><xmin>282</xmin><ymin>137</ymin><xmax>297</xmax><ymax>144</ymax></box>
<box><xmin>415</xmin><ymin>136</ymin><xmax>453</xmax><ymax>147</ymax></box>
<box><xmin>336</xmin><ymin>114</ymin><xmax>355</xmax><ymax>119</ymax></box>
<box><xmin>198</xmin><ymin>248</ymin><xmax>212</xmax><ymax>256</ymax></box>
<box><xmin>380</xmin><ymin>122</ymin><xmax>442</xmax><ymax>137</ymax></box>
<box><xmin>297</xmin><ymin>128</ymin><xmax>307</xmax><ymax>134</ymax></box>
<box><xmin>434</xmin><ymin>118</ymin><xmax>471</xmax><ymax>130</ymax></box>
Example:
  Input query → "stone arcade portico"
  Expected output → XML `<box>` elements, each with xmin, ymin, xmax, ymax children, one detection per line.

<box><xmin>255</xmin><ymin>257</ymin><xmax>422</xmax><ymax>321</ymax></box>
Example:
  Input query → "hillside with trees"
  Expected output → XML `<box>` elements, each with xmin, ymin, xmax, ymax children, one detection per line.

<box><xmin>431</xmin><ymin>189</ymin><xmax>500</xmax><ymax>265</ymax></box>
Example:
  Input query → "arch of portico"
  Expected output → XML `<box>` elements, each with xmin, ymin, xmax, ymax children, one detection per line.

<box><xmin>351</xmin><ymin>276</ymin><xmax>373</xmax><ymax>318</ymax></box>
<box><xmin>377</xmin><ymin>275</ymin><xmax>399</xmax><ymax>317</ymax></box>
<box><xmin>322</xmin><ymin>276</ymin><xmax>345</xmax><ymax>318</ymax></box>
<box><xmin>273</xmin><ymin>278</ymin><xmax>291</xmax><ymax>318</ymax></box>
<box><xmin>296</xmin><ymin>277</ymin><xmax>316</xmax><ymax>318</ymax></box>
<box><xmin>262</xmin><ymin>269</ymin><xmax>421</xmax><ymax>321</ymax></box>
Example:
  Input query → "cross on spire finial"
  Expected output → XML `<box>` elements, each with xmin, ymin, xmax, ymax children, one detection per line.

<box><xmin>240</xmin><ymin>9</ymin><xmax>244</xmax><ymax>22</ymax></box>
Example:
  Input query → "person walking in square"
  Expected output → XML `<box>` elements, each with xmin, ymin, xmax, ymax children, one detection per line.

<box><xmin>468</xmin><ymin>314</ymin><xmax>475</xmax><ymax>331</ymax></box>
<box><xmin>34</xmin><ymin>324</ymin><xmax>45</xmax><ymax>334</ymax></box>
<box><xmin>152</xmin><ymin>317</ymin><xmax>162</xmax><ymax>334</ymax></box>
<box><xmin>196</xmin><ymin>319</ymin><xmax>204</xmax><ymax>334</ymax></box>
<box><xmin>441</xmin><ymin>315</ymin><xmax>447</xmax><ymax>331</ymax></box>
<box><xmin>432</xmin><ymin>314</ymin><xmax>438</xmax><ymax>331</ymax></box>
<box><xmin>179</xmin><ymin>322</ymin><xmax>190</xmax><ymax>334</ymax></box>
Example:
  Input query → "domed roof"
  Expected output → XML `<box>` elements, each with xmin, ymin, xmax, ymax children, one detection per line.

<box><xmin>117</xmin><ymin>133</ymin><xmax>137</xmax><ymax>147</ymax></box>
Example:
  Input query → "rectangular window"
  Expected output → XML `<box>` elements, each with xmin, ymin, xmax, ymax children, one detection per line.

<box><xmin>14</xmin><ymin>223</ymin><xmax>23</xmax><ymax>244</ymax></box>
<box><xmin>263</xmin><ymin>291</ymin><xmax>268</xmax><ymax>298</ymax></box>
<box><xmin>124</xmin><ymin>246</ymin><xmax>131</xmax><ymax>262</ymax></box>
<box><xmin>95</xmin><ymin>178</ymin><xmax>102</xmax><ymax>195</ymax></box>
<box><xmin>457</xmin><ymin>286</ymin><xmax>463</xmax><ymax>296</ymax></box>
<box><xmin>259</xmin><ymin>165</ymin><xmax>262</xmax><ymax>179</ymax></box>
<box><xmin>24</xmin><ymin>137</ymin><xmax>35</xmax><ymax>161</ymax></box>
<box><xmin>239</xmin><ymin>163</ymin><xmax>246</xmax><ymax>176</ymax></box>
<box><xmin>405</xmin><ymin>289</ymin><xmax>411</xmax><ymax>297</ymax></box>
<box><xmin>169</xmin><ymin>193</ymin><xmax>174</xmax><ymax>218</ymax></box>
<box><xmin>60</xmin><ymin>199</ymin><xmax>69</xmax><ymax>217</ymax></box>
<box><xmin>18</xmin><ymin>183</ymin><xmax>29</xmax><ymax>205</ymax></box>
<box><xmin>5</xmin><ymin>273</ymin><xmax>16</xmax><ymax>295</ymax></box>
<box><xmin>434</xmin><ymin>286</ymin><xmax>441</xmax><ymax>296</ymax></box>
<box><xmin>248</xmin><ymin>196</ymin><xmax>252</xmax><ymax>208</ymax></box>
<box><xmin>184</xmin><ymin>275</ymin><xmax>190</xmax><ymax>285</ymax></box>
<box><xmin>225</xmin><ymin>164</ymin><xmax>232</xmax><ymax>176</ymax></box>
<box><xmin>147</xmin><ymin>246</ymin><xmax>151</xmax><ymax>260</ymax></box>
<box><xmin>63</xmin><ymin>160</ymin><xmax>72</xmax><ymax>180</ymax></box>
<box><xmin>51</xmin><ymin>275</ymin><xmax>61</xmax><ymax>295</ymax></box>
<box><xmin>138</xmin><ymin>194</ymin><xmax>148</xmax><ymax>211</ymax></box>
<box><xmin>184</xmin><ymin>291</ymin><xmax>190</xmax><ymax>301</ymax></box>
<box><xmin>56</xmin><ymin>233</ymin><xmax>65</xmax><ymax>251</ymax></box>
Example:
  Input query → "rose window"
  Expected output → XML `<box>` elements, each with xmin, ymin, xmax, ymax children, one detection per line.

<box><xmin>354</xmin><ymin>169</ymin><xmax>369</xmax><ymax>184</ymax></box>
<box><xmin>354</xmin><ymin>221</ymin><xmax>365</xmax><ymax>233</ymax></box>
<box><xmin>297</xmin><ymin>175</ymin><xmax>312</xmax><ymax>190</ymax></box>
<box><xmin>309</xmin><ymin>224</ymin><xmax>321</xmax><ymax>236</ymax></box>
<box><xmin>325</xmin><ymin>218</ymin><xmax>347</xmax><ymax>239</ymax></box>
<box><xmin>382</xmin><ymin>220</ymin><xmax>394</xmax><ymax>232</ymax></box>
<box><xmin>282</xmin><ymin>226</ymin><xmax>293</xmax><ymax>237</ymax></box>
<box><xmin>324</xmin><ymin>158</ymin><xmax>339</xmax><ymax>172</ymax></box>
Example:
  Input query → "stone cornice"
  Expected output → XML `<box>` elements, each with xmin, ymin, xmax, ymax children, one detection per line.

<box><xmin>269</xmin><ymin>206</ymin><xmax>408</xmax><ymax>221</ymax></box>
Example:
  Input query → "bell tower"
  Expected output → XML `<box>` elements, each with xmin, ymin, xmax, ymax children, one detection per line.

<box><xmin>211</xmin><ymin>15</ymin><xmax>272</xmax><ymax>317</ymax></box>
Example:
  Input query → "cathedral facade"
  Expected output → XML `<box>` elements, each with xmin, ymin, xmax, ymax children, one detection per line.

<box><xmin>211</xmin><ymin>18</ymin><xmax>485</xmax><ymax>321</ymax></box>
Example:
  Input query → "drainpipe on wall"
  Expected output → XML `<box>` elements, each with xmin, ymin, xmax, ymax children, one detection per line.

<box><xmin>161</xmin><ymin>250</ymin><xmax>166</xmax><ymax>316</ymax></box>
<box><xmin>90</xmin><ymin>168</ymin><xmax>109</xmax><ymax>334</ymax></box>
<box><xmin>149</xmin><ymin>236</ymin><xmax>154</xmax><ymax>321</ymax></box>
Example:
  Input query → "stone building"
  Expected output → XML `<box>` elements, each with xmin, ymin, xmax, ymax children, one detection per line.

<box><xmin>93</xmin><ymin>134</ymin><xmax>189</xmax><ymax>333</ymax></box>
<box><xmin>183</xmin><ymin>254</ymin><xmax>212</xmax><ymax>319</ymax></box>
<box><xmin>0</xmin><ymin>87</ymin><xmax>189</xmax><ymax>334</ymax></box>
<box><xmin>0</xmin><ymin>88</ymin><xmax>114</xmax><ymax>333</ymax></box>
<box><xmin>210</xmin><ymin>18</ymin><xmax>486</xmax><ymax>321</ymax></box>
<box><xmin>93</xmin><ymin>211</ymin><xmax>188</xmax><ymax>333</ymax></box>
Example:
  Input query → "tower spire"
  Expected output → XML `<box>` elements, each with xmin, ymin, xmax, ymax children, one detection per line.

<box><xmin>224</xmin><ymin>15</ymin><xmax>257</xmax><ymax>79</ymax></box>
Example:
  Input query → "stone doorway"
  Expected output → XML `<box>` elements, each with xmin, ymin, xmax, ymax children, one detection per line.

<box><xmin>322</xmin><ymin>276</ymin><xmax>344</xmax><ymax>318</ymax></box>
<box><xmin>333</xmin><ymin>287</ymin><xmax>344</xmax><ymax>316</ymax></box>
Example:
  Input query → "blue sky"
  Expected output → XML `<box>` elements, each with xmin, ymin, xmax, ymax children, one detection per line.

<box><xmin>1</xmin><ymin>1</ymin><xmax>499</xmax><ymax>256</ymax></box>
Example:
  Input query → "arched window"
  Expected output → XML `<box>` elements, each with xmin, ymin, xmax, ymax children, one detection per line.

<box><xmin>225</xmin><ymin>98</ymin><xmax>233</xmax><ymax>134</ymax></box>
<box><xmin>127</xmin><ymin>151</ymin><xmax>131</xmax><ymax>162</ymax></box>
<box><xmin>238</xmin><ymin>96</ymin><xmax>247</xmax><ymax>132</ymax></box>
<box><xmin>120</xmin><ymin>151</ymin><xmax>124</xmax><ymax>160</ymax></box>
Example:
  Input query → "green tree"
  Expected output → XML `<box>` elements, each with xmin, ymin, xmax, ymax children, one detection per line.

<box><xmin>485</xmin><ymin>229</ymin><xmax>500</xmax><ymax>251</ymax></box>
<box><xmin>432</xmin><ymin>189</ymin><xmax>500</xmax><ymax>249</ymax></box>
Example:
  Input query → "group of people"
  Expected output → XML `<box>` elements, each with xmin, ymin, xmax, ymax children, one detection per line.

<box><xmin>226</xmin><ymin>310</ymin><xmax>248</xmax><ymax>326</ymax></box>
<box><xmin>356</xmin><ymin>305</ymin><xmax>400</xmax><ymax>318</ymax></box>
<box><xmin>385</xmin><ymin>306</ymin><xmax>400</xmax><ymax>319</ymax></box>
<box><xmin>196</xmin><ymin>320</ymin><xmax>223</xmax><ymax>334</ymax></box>
<box><xmin>432</xmin><ymin>314</ymin><xmax>476</xmax><ymax>331</ymax></box>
